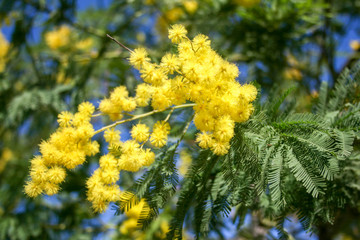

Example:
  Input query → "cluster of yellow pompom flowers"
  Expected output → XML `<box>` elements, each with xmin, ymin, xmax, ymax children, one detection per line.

<box><xmin>126</xmin><ymin>24</ymin><xmax>257</xmax><ymax>155</ymax></box>
<box><xmin>24</xmin><ymin>102</ymin><xmax>99</xmax><ymax>197</ymax></box>
<box><xmin>25</xmin><ymin>24</ymin><xmax>257</xmax><ymax>212</ymax></box>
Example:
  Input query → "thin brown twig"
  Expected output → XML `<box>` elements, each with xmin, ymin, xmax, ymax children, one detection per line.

<box><xmin>106</xmin><ymin>34</ymin><xmax>134</xmax><ymax>53</ymax></box>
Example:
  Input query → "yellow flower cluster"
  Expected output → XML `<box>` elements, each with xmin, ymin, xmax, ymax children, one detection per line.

<box><xmin>0</xmin><ymin>31</ymin><xmax>10</xmax><ymax>72</ymax></box>
<box><xmin>86</xmin><ymin>121</ymin><xmax>160</xmax><ymax>211</ymax></box>
<box><xmin>85</xmin><ymin>119</ymin><xmax>170</xmax><ymax>211</ymax></box>
<box><xmin>45</xmin><ymin>25</ymin><xmax>71</xmax><ymax>50</ymax></box>
<box><xmin>86</xmin><ymin>154</ymin><xmax>121</xmax><ymax>212</ymax></box>
<box><xmin>150</xmin><ymin>121</ymin><xmax>170</xmax><ymax>148</ymax></box>
<box><xmin>99</xmin><ymin>86</ymin><xmax>137</xmax><ymax>121</ymax></box>
<box><xmin>128</xmin><ymin>24</ymin><xmax>257</xmax><ymax>155</ymax></box>
<box><xmin>86</xmin><ymin>120</ymin><xmax>163</xmax><ymax>211</ymax></box>
<box><xmin>131</xmin><ymin>123</ymin><xmax>150</xmax><ymax>142</ymax></box>
<box><xmin>86</xmin><ymin>85</ymin><xmax>174</xmax><ymax>210</ymax></box>
<box><xmin>25</xmin><ymin>24</ymin><xmax>257</xmax><ymax>213</ymax></box>
<box><xmin>24</xmin><ymin>102</ymin><xmax>99</xmax><ymax>197</ymax></box>
<box><xmin>118</xmin><ymin>139</ymin><xmax>155</xmax><ymax>172</ymax></box>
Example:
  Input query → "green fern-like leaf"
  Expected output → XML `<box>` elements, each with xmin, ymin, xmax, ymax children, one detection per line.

<box><xmin>286</xmin><ymin>147</ymin><xmax>325</xmax><ymax>198</ymax></box>
<box><xmin>316</xmin><ymin>81</ymin><xmax>329</xmax><ymax>115</ymax></box>
<box><xmin>268</xmin><ymin>147</ymin><xmax>284</xmax><ymax>209</ymax></box>
<box><xmin>332</xmin><ymin>129</ymin><xmax>354</xmax><ymax>158</ymax></box>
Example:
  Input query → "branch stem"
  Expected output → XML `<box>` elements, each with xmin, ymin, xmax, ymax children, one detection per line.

<box><xmin>92</xmin><ymin>112</ymin><xmax>103</xmax><ymax>117</ymax></box>
<box><xmin>106</xmin><ymin>34</ymin><xmax>134</xmax><ymax>53</ymax></box>
<box><xmin>164</xmin><ymin>108</ymin><xmax>175</xmax><ymax>122</ymax></box>
<box><xmin>93</xmin><ymin>103</ymin><xmax>195</xmax><ymax>136</ymax></box>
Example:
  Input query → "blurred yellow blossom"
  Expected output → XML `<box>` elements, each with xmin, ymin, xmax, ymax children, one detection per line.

<box><xmin>154</xmin><ymin>220</ymin><xmax>170</xmax><ymax>239</ymax></box>
<box><xmin>0</xmin><ymin>148</ymin><xmax>13</xmax><ymax>173</ymax></box>
<box><xmin>286</xmin><ymin>54</ymin><xmax>300</xmax><ymax>67</ymax></box>
<box><xmin>56</xmin><ymin>70</ymin><xmax>71</xmax><ymax>84</ymax></box>
<box><xmin>90</xmin><ymin>51</ymin><xmax>98</xmax><ymax>58</ymax></box>
<box><xmin>0</xmin><ymin>31</ymin><xmax>9</xmax><ymax>58</ymax></box>
<box><xmin>45</xmin><ymin>25</ymin><xmax>71</xmax><ymax>50</ymax></box>
<box><xmin>179</xmin><ymin>150</ymin><xmax>192</xmax><ymax>176</ymax></box>
<box><xmin>284</xmin><ymin>67</ymin><xmax>302</xmax><ymax>81</ymax></box>
<box><xmin>119</xmin><ymin>192</ymin><xmax>150</xmax><ymax>236</ymax></box>
<box><xmin>311</xmin><ymin>90</ymin><xmax>319</xmax><ymax>98</ymax></box>
<box><xmin>156</xmin><ymin>7</ymin><xmax>184</xmax><ymax>36</ymax></box>
<box><xmin>350</xmin><ymin>40</ymin><xmax>360</xmax><ymax>51</ymax></box>
<box><xmin>0</xmin><ymin>31</ymin><xmax>10</xmax><ymax>72</ymax></box>
<box><xmin>76</xmin><ymin>38</ymin><xmax>93</xmax><ymax>50</ymax></box>
<box><xmin>183</xmin><ymin>0</ymin><xmax>198</xmax><ymax>14</ymax></box>
<box><xmin>164</xmin><ymin>7</ymin><xmax>184</xmax><ymax>22</ymax></box>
